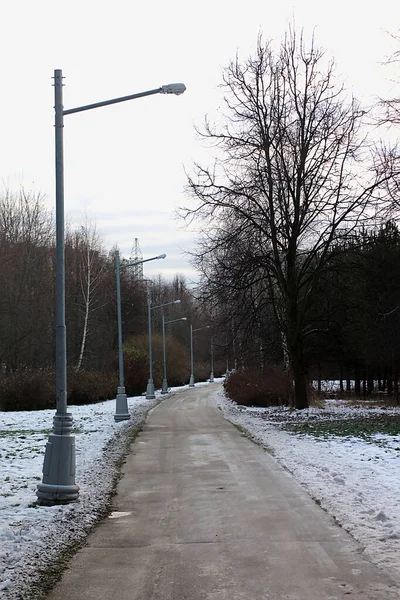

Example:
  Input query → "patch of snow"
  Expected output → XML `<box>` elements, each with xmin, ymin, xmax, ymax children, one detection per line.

<box><xmin>2</xmin><ymin>380</ymin><xmax>400</xmax><ymax>597</ymax></box>
<box><xmin>0</xmin><ymin>391</ymin><xmax>175</xmax><ymax>599</ymax></box>
<box><xmin>214</xmin><ymin>389</ymin><xmax>400</xmax><ymax>581</ymax></box>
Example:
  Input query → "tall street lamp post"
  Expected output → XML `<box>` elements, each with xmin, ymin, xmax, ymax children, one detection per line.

<box><xmin>161</xmin><ymin>316</ymin><xmax>187</xmax><ymax>394</ymax></box>
<box><xmin>146</xmin><ymin>297</ymin><xmax>181</xmax><ymax>399</ymax></box>
<box><xmin>115</xmin><ymin>250</ymin><xmax>166</xmax><ymax>421</ymax></box>
<box><xmin>209</xmin><ymin>335</ymin><xmax>214</xmax><ymax>383</ymax></box>
<box><xmin>37</xmin><ymin>70</ymin><xmax>186</xmax><ymax>505</ymax></box>
<box><xmin>189</xmin><ymin>325</ymin><xmax>210</xmax><ymax>387</ymax></box>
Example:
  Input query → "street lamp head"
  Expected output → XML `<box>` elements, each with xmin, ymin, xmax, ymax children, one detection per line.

<box><xmin>157</xmin><ymin>253</ymin><xmax>167</xmax><ymax>259</ymax></box>
<box><xmin>174</xmin><ymin>299</ymin><xmax>181</xmax><ymax>304</ymax></box>
<box><xmin>160</xmin><ymin>83</ymin><xmax>186</xmax><ymax>95</ymax></box>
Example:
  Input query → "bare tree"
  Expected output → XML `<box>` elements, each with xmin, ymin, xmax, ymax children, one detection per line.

<box><xmin>0</xmin><ymin>188</ymin><xmax>55</xmax><ymax>370</ymax></box>
<box><xmin>62</xmin><ymin>218</ymin><xmax>109</xmax><ymax>372</ymax></box>
<box><xmin>376</xmin><ymin>32</ymin><xmax>400</xmax><ymax>215</ymax></box>
<box><xmin>73</xmin><ymin>220</ymin><xmax>107</xmax><ymax>371</ymax></box>
<box><xmin>182</xmin><ymin>29</ymin><xmax>395</xmax><ymax>408</ymax></box>
<box><xmin>380</xmin><ymin>31</ymin><xmax>400</xmax><ymax>126</ymax></box>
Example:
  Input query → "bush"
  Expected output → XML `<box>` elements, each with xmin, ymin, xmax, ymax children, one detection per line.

<box><xmin>124</xmin><ymin>333</ymin><xmax>190</xmax><ymax>391</ymax></box>
<box><xmin>193</xmin><ymin>360</ymin><xmax>212</xmax><ymax>384</ymax></box>
<box><xmin>123</xmin><ymin>346</ymin><xmax>155</xmax><ymax>396</ymax></box>
<box><xmin>224</xmin><ymin>365</ymin><xmax>293</xmax><ymax>407</ymax></box>
<box><xmin>0</xmin><ymin>369</ymin><xmax>55</xmax><ymax>411</ymax></box>
<box><xmin>68</xmin><ymin>370</ymin><xmax>116</xmax><ymax>405</ymax></box>
<box><xmin>0</xmin><ymin>368</ymin><xmax>118</xmax><ymax>411</ymax></box>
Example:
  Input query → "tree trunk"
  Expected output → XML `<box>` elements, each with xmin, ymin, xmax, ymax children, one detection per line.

<box><xmin>377</xmin><ymin>366</ymin><xmax>383</xmax><ymax>392</ymax></box>
<box><xmin>362</xmin><ymin>365</ymin><xmax>367</xmax><ymax>399</ymax></box>
<box><xmin>346</xmin><ymin>366</ymin><xmax>351</xmax><ymax>393</ymax></box>
<box><xmin>367</xmin><ymin>369</ymin><xmax>374</xmax><ymax>395</ymax></box>
<box><xmin>289</xmin><ymin>340</ymin><xmax>309</xmax><ymax>409</ymax></box>
<box><xmin>393</xmin><ymin>353</ymin><xmax>398</xmax><ymax>404</ymax></box>
<box><xmin>354</xmin><ymin>364</ymin><xmax>361</xmax><ymax>395</ymax></box>
<box><xmin>317</xmin><ymin>363</ymin><xmax>322</xmax><ymax>395</ymax></box>
<box><xmin>387</xmin><ymin>368</ymin><xmax>393</xmax><ymax>395</ymax></box>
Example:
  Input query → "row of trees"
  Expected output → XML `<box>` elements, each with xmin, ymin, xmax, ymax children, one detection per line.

<box><xmin>182</xmin><ymin>28</ymin><xmax>400</xmax><ymax>408</ymax></box>
<box><xmin>2</xmin><ymin>28</ymin><xmax>399</xmax><ymax>410</ymax></box>
<box><xmin>0</xmin><ymin>189</ymin><xmax>218</xmax><ymax>406</ymax></box>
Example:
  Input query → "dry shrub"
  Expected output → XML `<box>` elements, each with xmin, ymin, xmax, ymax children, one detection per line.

<box><xmin>224</xmin><ymin>365</ymin><xmax>293</xmax><ymax>407</ymax></box>
<box><xmin>124</xmin><ymin>333</ymin><xmax>189</xmax><ymax>390</ymax></box>
<box><xmin>193</xmin><ymin>360</ymin><xmax>212</xmax><ymax>383</ymax></box>
<box><xmin>0</xmin><ymin>369</ymin><xmax>118</xmax><ymax>411</ymax></box>
<box><xmin>68</xmin><ymin>370</ymin><xmax>116</xmax><ymax>405</ymax></box>
<box><xmin>123</xmin><ymin>346</ymin><xmax>155</xmax><ymax>396</ymax></box>
<box><xmin>0</xmin><ymin>369</ymin><xmax>55</xmax><ymax>411</ymax></box>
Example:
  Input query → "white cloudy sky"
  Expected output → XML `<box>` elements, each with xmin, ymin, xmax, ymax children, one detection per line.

<box><xmin>0</xmin><ymin>0</ymin><xmax>398</xmax><ymax>280</ymax></box>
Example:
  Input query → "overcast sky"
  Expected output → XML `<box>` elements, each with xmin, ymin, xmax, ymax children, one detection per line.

<box><xmin>0</xmin><ymin>0</ymin><xmax>398</xmax><ymax>281</ymax></box>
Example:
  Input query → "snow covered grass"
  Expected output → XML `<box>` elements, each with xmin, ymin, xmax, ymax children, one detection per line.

<box><xmin>215</xmin><ymin>390</ymin><xmax>400</xmax><ymax>582</ymax></box>
<box><xmin>2</xmin><ymin>382</ymin><xmax>400</xmax><ymax>597</ymax></box>
<box><xmin>0</xmin><ymin>393</ymin><xmax>165</xmax><ymax>599</ymax></box>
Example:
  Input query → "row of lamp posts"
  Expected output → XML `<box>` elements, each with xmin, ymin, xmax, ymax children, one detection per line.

<box><xmin>117</xmin><ymin>267</ymin><xmax>213</xmax><ymax>404</ymax></box>
<box><xmin>145</xmin><ymin>295</ymin><xmax>182</xmax><ymax>399</ymax></box>
<box><xmin>36</xmin><ymin>71</ymin><xmax>187</xmax><ymax>504</ymax></box>
<box><xmin>36</xmin><ymin>67</ymin><xmax>215</xmax><ymax>504</ymax></box>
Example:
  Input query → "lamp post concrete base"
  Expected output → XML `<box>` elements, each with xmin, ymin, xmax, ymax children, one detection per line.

<box><xmin>115</xmin><ymin>387</ymin><xmax>130</xmax><ymax>422</ymax></box>
<box><xmin>189</xmin><ymin>374</ymin><xmax>195</xmax><ymax>388</ymax></box>
<box><xmin>36</xmin><ymin>413</ymin><xmax>79</xmax><ymax>505</ymax></box>
<box><xmin>146</xmin><ymin>379</ymin><xmax>155</xmax><ymax>399</ymax></box>
<box><xmin>161</xmin><ymin>378</ymin><xmax>169</xmax><ymax>394</ymax></box>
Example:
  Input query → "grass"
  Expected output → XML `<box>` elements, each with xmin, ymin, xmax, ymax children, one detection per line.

<box><xmin>283</xmin><ymin>417</ymin><xmax>400</xmax><ymax>441</ymax></box>
<box><xmin>0</xmin><ymin>427</ymin><xmax>97</xmax><ymax>439</ymax></box>
<box><xmin>0</xmin><ymin>429</ymin><xmax>52</xmax><ymax>438</ymax></box>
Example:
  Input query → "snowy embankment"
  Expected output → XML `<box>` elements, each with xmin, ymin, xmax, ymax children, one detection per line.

<box><xmin>0</xmin><ymin>393</ymin><xmax>162</xmax><ymax>599</ymax></box>
<box><xmin>215</xmin><ymin>389</ymin><xmax>400</xmax><ymax>582</ymax></box>
<box><xmin>1</xmin><ymin>382</ymin><xmax>400</xmax><ymax>597</ymax></box>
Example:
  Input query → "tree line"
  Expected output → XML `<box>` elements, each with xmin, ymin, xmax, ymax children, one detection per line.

<box><xmin>2</xmin><ymin>27</ymin><xmax>399</xmax><ymax>411</ymax></box>
<box><xmin>0</xmin><ymin>189</ymin><xmax>218</xmax><ymax>409</ymax></box>
<box><xmin>181</xmin><ymin>27</ymin><xmax>400</xmax><ymax>409</ymax></box>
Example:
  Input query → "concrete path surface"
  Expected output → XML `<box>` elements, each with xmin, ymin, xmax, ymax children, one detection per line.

<box><xmin>46</xmin><ymin>384</ymin><xmax>400</xmax><ymax>599</ymax></box>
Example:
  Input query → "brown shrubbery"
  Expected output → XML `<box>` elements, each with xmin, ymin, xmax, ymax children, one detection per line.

<box><xmin>123</xmin><ymin>346</ymin><xmax>156</xmax><ymax>397</ymax></box>
<box><xmin>124</xmin><ymin>333</ymin><xmax>190</xmax><ymax>391</ymax></box>
<box><xmin>0</xmin><ymin>369</ymin><xmax>118</xmax><ymax>411</ymax></box>
<box><xmin>0</xmin><ymin>369</ymin><xmax>56</xmax><ymax>411</ymax></box>
<box><xmin>223</xmin><ymin>366</ymin><xmax>293</xmax><ymax>407</ymax></box>
<box><xmin>68</xmin><ymin>371</ymin><xmax>116</xmax><ymax>405</ymax></box>
<box><xmin>0</xmin><ymin>331</ymin><xmax>205</xmax><ymax>411</ymax></box>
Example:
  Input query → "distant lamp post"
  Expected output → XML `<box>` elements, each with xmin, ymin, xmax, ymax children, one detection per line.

<box><xmin>37</xmin><ymin>70</ymin><xmax>186</xmax><ymax>505</ymax></box>
<box><xmin>115</xmin><ymin>250</ymin><xmax>166</xmax><ymax>421</ymax></box>
<box><xmin>189</xmin><ymin>325</ymin><xmax>210</xmax><ymax>387</ymax></box>
<box><xmin>209</xmin><ymin>335</ymin><xmax>214</xmax><ymax>383</ymax></box>
<box><xmin>146</xmin><ymin>298</ymin><xmax>181</xmax><ymax>399</ymax></box>
<box><xmin>161</xmin><ymin>316</ymin><xmax>187</xmax><ymax>393</ymax></box>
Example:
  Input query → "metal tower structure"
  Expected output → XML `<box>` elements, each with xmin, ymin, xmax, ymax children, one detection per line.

<box><xmin>129</xmin><ymin>238</ymin><xmax>144</xmax><ymax>279</ymax></box>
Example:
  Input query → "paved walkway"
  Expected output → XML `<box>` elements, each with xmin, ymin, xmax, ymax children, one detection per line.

<box><xmin>46</xmin><ymin>384</ymin><xmax>400</xmax><ymax>599</ymax></box>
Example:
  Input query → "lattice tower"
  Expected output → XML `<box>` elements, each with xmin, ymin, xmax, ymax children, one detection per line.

<box><xmin>129</xmin><ymin>238</ymin><xmax>143</xmax><ymax>279</ymax></box>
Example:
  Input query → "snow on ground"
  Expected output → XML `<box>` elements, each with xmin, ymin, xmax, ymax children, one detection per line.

<box><xmin>0</xmin><ymin>392</ymin><xmax>166</xmax><ymax>599</ymax></box>
<box><xmin>215</xmin><ymin>389</ymin><xmax>400</xmax><ymax>583</ymax></box>
<box><xmin>2</xmin><ymin>381</ymin><xmax>400</xmax><ymax>597</ymax></box>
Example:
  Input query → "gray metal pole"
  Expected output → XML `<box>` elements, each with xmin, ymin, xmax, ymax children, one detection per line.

<box><xmin>189</xmin><ymin>324</ymin><xmax>195</xmax><ymax>387</ymax></box>
<box><xmin>210</xmin><ymin>335</ymin><xmax>214</xmax><ymax>382</ymax></box>
<box><xmin>37</xmin><ymin>70</ymin><xmax>79</xmax><ymax>504</ymax></box>
<box><xmin>114</xmin><ymin>250</ymin><xmax>129</xmax><ymax>421</ymax></box>
<box><xmin>116</xmin><ymin>250</ymin><xmax>124</xmax><ymax>388</ymax></box>
<box><xmin>161</xmin><ymin>315</ymin><xmax>168</xmax><ymax>394</ymax></box>
<box><xmin>146</xmin><ymin>292</ymin><xmax>155</xmax><ymax>398</ymax></box>
<box><xmin>55</xmin><ymin>75</ymin><xmax>66</xmax><ymax>414</ymax></box>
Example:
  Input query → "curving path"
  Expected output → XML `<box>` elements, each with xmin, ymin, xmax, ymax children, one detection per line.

<box><xmin>46</xmin><ymin>384</ymin><xmax>400</xmax><ymax>599</ymax></box>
